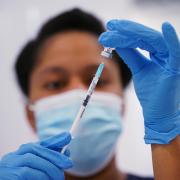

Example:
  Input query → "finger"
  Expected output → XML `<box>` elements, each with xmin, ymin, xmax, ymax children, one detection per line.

<box><xmin>99</xmin><ymin>32</ymin><xmax>150</xmax><ymax>74</ymax></box>
<box><xmin>39</xmin><ymin>132</ymin><xmax>71</xmax><ymax>150</ymax></box>
<box><xmin>64</xmin><ymin>148</ymin><xmax>71</xmax><ymax>157</ymax></box>
<box><xmin>116</xmin><ymin>48</ymin><xmax>150</xmax><ymax>74</ymax></box>
<box><xmin>106</xmin><ymin>19</ymin><xmax>168</xmax><ymax>55</ymax></box>
<box><xmin>0</xmin><ymin>152</ymin><xmax>14</xmax><ymax>162</ymax></box>
<box><xmin>0</xmin><ymin>166</ymin><xmax>23</xmax><ymax>180</ymax></box>
<box><xmin>15</xmin><ymin>143</ymin><xmax>73</xmax><ymax>169</ymax></box>
<box><xmin>107</xmin><ymin>19</ymin><xmax>155</xmax><ymax>33</ymax></box>
<box><xmin>99</xmin><ymin>31</ymin><xmax>155</xmax><ymax>52</ymax></box>
<box><xmin>19</xmin><ymin>167</ymin><xmax>49</xmax><ymax>180</ymax></box>
<box><xmin>162</xmin><ymin>22</ymin><xmax>180</xmax><ymax>70</ymax></box>
<box><xmin>5</xmin><ymin>153</ymin><xmax>64</xmax><ymax>180</ymax></box>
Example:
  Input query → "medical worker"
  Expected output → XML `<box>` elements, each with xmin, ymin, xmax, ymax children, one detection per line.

<box><xmin>0</xmin><ymin>8</ymin><xmax>179</xmax><ymax>180</ymax></box>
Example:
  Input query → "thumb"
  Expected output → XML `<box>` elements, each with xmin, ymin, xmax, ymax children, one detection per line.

<box><xmin>115</xmin><ymin>48</ymin><xmax>150</xmax><ymax>74</ymax></box>
<box><xmin>162</xmin><ymin>22</ymin><xmax>180</xmax><ymax>71</ymax></box>
<box><xmin>39</xmin><ymin>132</ymin><xmax>71</xmax><ymax>151</ymax></box>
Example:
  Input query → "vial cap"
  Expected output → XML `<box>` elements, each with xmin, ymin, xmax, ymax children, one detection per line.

<box><xmin>101</xmin><ymin>50</ymin><xmax>112</xmax><ymax>58</ymax></box>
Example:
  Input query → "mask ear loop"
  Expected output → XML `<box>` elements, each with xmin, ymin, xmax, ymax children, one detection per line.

<box><xmin>18</xmin><ymin>93</ymin><xmax>35</xmax><ymax>111</ymax></box>
<box><xmin>28</xmin><ymin>104</ymin><xmax>35</xmax><ymax>111</ymax></box>
<box><xmin>27</xmin><ymin>100</ymin><xmax>36</xmax><ymax>112</ymax></box>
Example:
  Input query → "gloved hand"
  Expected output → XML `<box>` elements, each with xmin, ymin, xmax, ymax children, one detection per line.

<box><xmin>99</xmin><ymin>20</ymin><xmax>180</xmax><ymax>144</ymax></box>
<box><xmin>0</xmin><ymin>132</ymin><xmax>73</xmax><ymax>180</ymax></box>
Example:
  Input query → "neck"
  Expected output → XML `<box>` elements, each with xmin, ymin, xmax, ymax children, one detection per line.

<box><xmin>65</xmin><ymin>157</ymin><xmax>126</xmax><ymax>180</ymax></box>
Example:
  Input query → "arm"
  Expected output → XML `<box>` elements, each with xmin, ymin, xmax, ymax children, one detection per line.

<box><xmin>99</xmin><ymin>20</ymin><xmax>180</xmax><ymax>179</ymax></box>
<box><xmin>152</xmin><ymin>136</ymin><xmax>180</xmax><ymax>180</ymax></box>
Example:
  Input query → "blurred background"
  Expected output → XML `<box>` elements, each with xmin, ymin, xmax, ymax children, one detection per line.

<box><xmin>0</xmin><ymin>0</ymin><xmax>180</xmax><ymax>177</ymax></box>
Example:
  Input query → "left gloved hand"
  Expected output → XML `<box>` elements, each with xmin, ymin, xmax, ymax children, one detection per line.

<box><xmin>99</xmin><ymin>20</ymin><xmax>180</xmax><ymax>144</ymax></box>
<box><xmin>0</xmin><ymin>132</ymin><xmax>72</xmax><ymax>180</ymax></box>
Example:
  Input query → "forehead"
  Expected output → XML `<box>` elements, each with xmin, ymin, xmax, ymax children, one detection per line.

<box><xmin>36</xmin><ymin>31</ymin><xmax>104</xmax><ymax>70</ymax></box>
<box><xmin>29</xmin><ymin>31</ymin><xmax>123</xmax><ymax>101</ymax></box>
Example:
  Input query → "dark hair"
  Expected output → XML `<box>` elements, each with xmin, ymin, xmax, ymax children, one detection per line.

<box><xmin>15</xmin><ymin>8</ymin><xmax>132</xmax><ymax>96</ymax></box>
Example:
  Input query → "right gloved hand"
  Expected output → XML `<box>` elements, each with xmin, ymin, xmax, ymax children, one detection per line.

<box><xmin>99</xmin><ymin>20</ymin><xmax>180</xmax><ymax>144</ymax></box>
<box><xmin>0</xmin><ymin>132</ymin><xmax>73</xmax><ymax>180</ymax></box>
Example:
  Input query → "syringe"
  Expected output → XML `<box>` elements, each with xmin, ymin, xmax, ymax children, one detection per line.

<box><xmin>61</xmin><ymin>47</ymin><xmax>114</xmax><ymax>153</ymax></box>
<box><xmin>70</xmin><ymin>62</ymin><xmax>104</xmax><ymax>136</ymax></box>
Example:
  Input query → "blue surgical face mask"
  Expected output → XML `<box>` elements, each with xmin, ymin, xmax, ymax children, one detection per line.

<box><xmin>30</xmin><ymin>89</ymin><xmax>123</xmax><ymax>177</ymax></box>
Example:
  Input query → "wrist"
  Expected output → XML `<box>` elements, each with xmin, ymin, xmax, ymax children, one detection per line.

<box><xmin>144</xmin><ymin>111</ymin><xmax>180</xmax><ymax>144</ymax></box>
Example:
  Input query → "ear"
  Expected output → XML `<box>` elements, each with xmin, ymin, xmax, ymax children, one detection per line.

<box><xmin>25</xmin><ymin>105</ymin><xmax>36</xmax><ymax>132</ymax></box>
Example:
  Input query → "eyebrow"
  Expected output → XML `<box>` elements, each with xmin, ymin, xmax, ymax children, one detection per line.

<box><xmin>39</xmin><ymin>66</ymin><xmax>67</xmax><ymax>75</ymax></box>
<box><xmin>82</xmin><ymin>64</ymin><xmax>109</xmax><ymax>76</ymax></box>
<box><xmin>37</xmin><ymin>63</ymin><xmax>109</xmax><ymax>77</ymax></box>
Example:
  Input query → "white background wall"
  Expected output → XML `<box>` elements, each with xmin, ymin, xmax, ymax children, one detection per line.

<box><xmin>0</xmin><ymin>0</ymin><xmax>180</xmax><ymax>177</ymax></box>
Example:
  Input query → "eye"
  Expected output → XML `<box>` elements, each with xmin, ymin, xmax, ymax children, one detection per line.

<box><xmin>43</xmin><ymin>80</ymin><xmax>66</xmax><ymax>90</ymax></box>
<box><xmin>84</xmin><ymin>77</ymin><xmax>110</xmax><ymax>89</ymax></box>
<box><xmin>96</xmin><ymin>79</ymin><xmax>110</xmax><ymax>88</ymax></box>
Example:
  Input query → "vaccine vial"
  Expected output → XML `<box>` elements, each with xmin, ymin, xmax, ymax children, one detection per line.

<box><xmin>101</xmin><ymin>47</ymin><xmax>114</xmax><ymax>59</ymax></box>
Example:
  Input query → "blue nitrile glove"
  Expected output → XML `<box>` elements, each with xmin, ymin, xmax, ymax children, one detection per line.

<box><xmin>0</xmin><ymin>132</ymin><xmax>73</xmax><ymax>180</ymax></box>
<box><xmin>99</xmin><ymin>20</ymin><xmax>180</xmax><ymax>144</ymax></box>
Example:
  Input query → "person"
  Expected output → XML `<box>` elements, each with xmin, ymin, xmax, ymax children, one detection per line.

<box><xmin>0</xmin><ymin>8</ymin><xmax>179</xmax><ymax>180</ymax></box>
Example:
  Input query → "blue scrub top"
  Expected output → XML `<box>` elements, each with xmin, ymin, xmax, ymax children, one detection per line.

<box><xmin>127</xmin><ymin>174</ymin><xmax>154</xmax><ymax>180</ymax></box>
